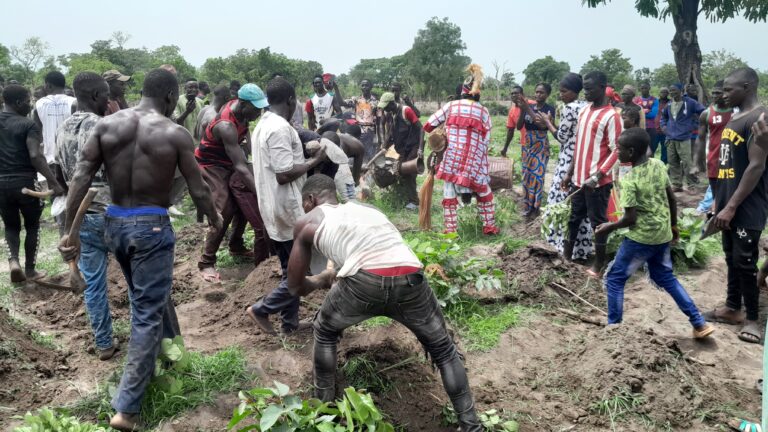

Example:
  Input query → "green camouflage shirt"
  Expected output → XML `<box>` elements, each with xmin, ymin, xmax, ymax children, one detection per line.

<box><xmin>619</xmin><ymin>158</ymin><xmax>673</xmax><ymax>245</ymax></box>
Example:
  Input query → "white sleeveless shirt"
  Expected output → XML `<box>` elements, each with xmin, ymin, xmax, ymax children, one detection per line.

<box><xmin>36</xmin><ymin>94</ymin><xmax>75</xmax><ymax>164</ymax></box>
<box><xmin>311</xmin><ymin>93</ymin><xmax>335</xmax><ymax>124</ymax></box>
<box><xmin>313</xmin><ymin>202</ymin><xmax>422</xmax><ymax>277</ymax></box>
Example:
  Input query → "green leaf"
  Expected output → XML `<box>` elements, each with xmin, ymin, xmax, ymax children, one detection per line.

<box><xmin>260</xmin><ymin>404</ymin><xmax>285</xmax><ymax>431</ymax></box>
<box><xmin>344</xmin><ymin>387</ymin><xmax>370</xmax><ymax>422</ymax></box>
<box><xmin>274</xmin><ymin>381</ymin><xmax>290</xmax><ymax>397</ymax></box>
<box><xmin>161</xmin><ymin>338</ymin><xmax>184</xmax><ymax>362</ymax></box>
<box><xmin>502</xmin><ymin>420</ymin><xmax>519</xmax><ymax>431</ymax></box>
<box><xmin>228</xmin><ymin>405</ymin><xmax>253</xmax><ymax>428</ymax></box>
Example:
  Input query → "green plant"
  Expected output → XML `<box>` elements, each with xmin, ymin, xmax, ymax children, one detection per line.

<box><xmin>404</xmin><ymin>231</ymin><xmax>504</xmax><ymax>306</ymax></box>
<box><xmin>450</xmin><ymin>303</ymin><xmax>527</xmax><ymax>352</ymax></box>
<box><xmin>70</xmin><ymin>343</ymin><xmax>249</xmax><ymax>428</ymax></box>
<box><xmin>228</xmin><ymin>382</ymin><xmax>395</xmax><ymax>432</ymax></box>
<box><xmin>441</xmin><ymin>405</ymin><xmax>519</xmax><ymax>431</ymax></box>
<box><xmin>341</xmin><ymin>355</ymin><xmax>393</xmax><ymax>394</ymax></box>
<box><xmin>13</xmin><ymin>407</ymin><xmax>112</xmax><ymax>432</ymax></box>
<box><xmin>31</xmin><ymin>330</ymin><xmax>57</xmax><ymax>349</ymax></box>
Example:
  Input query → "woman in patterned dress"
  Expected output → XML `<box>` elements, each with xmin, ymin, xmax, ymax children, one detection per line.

<box><xmin>541</xmin><ymin>73</ymin><xmax>594</xmax><ymax>260</ymax></box>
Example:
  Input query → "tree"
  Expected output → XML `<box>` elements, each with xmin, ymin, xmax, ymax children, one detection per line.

<box><xmin>9</xmin><ymin>37</ymin><xmax>49</xmax><ymax>84</ymax></box>
<box><xmin>60</xmin><ymin>53</ymin><xmax>119</xmax><ymax>83</ymax></box>
<box><xmin>579</xmin><ymin>48</ymin><xmax>633</xmax><ymax>88</ymax></box>
<box><xmin>0</xmin><ymin>43</ymin><xmax>11</xmax><ymax>80</ymax></box>
<box><xmin>404</xmin><ymin>17</ymin><xmax>470</xmax><ymax>101</ymax></box>
<box><xmin>634</xmin><ymin>67</ymin><xmax>654</xmax><ymax>84</ymax></box>
<box><xmin>150</xmin><ymin>45</ymin><xmax>197</xmax><ymax>82</ymax></box>
<box><xmin>490</xmin><ymin>60</ymin><xmax>509</xmax><ymax>101</ymax></box>
<box><xmin>347</xmin><ymin>56</ymin><xmax>406</xmax><ymax>89</ymax></box>
<box><xmin>522</xmin><ymin>56</ymin><xmax>570</xmax><ymax>87</ymax></box>
<box><xmin>701</xmin><ymin>49</ymin><xmax>748</xmax><ymax>88</ymax></box>
<box><xmin>111</xmin><ymin>31</ymin><xmax>131</xmax><ymax>49</ymax></box>
<box><xmin>653</xmin><ymin>63</ymin><xmax>679</xmax><ymax>87</ymax></box>
<box><xmin>584</xmin><ymin>0</ymin><xmax>768</xmax><ymax>103</ymax></box>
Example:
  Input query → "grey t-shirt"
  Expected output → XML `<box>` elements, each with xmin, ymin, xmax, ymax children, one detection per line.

<box><xmin>55</xmin><ymin>112</ymin><xmax>111</xmax><ymax>213</ymax></box>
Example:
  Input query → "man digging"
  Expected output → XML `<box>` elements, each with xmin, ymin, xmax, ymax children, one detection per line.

<box><xmin>286</xmin><ymin>174</ymin><xmax>483</xmax><ymax>432</ymax></box>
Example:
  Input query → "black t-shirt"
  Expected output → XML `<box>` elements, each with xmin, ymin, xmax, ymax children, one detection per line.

<box><xmin>0</xmin><ymin>112</ymin><xmax>39</xmax><ymax>187</ymax></box>
<box><xmin>523</xmin><ymin>103</ymin><xmax>556</xmax><ymax>132</ymax></box>
<box><xmin>715</xmin><ymin>105</ymin><xmax>768</xmax><ymax>230</ymax></box>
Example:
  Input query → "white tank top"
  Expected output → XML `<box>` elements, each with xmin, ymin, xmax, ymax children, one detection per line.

<box><xmin>311</xmin><ymin>93</ymin><xmax>335</xmax><ymax>124</ymax></box>
<box><xmin>314</xmin><ymin>202</ymin><xmax>422</xmax><ymax>277</ymax></box>
<box><xmin>36</xmin><ymin>94</ymin><xmax>75</xmax><ymax>164</ymax></box>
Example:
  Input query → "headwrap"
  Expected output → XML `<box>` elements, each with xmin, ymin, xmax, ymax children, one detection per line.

<box><xmin>461</xmin><ymin>64</ymin><xmax>484</xmax><ymax>96</ymax></box>
<box><xmin>560</xmin><ymin>73</ymin><xmax>583</xmax><ymax>94</ymax></box>
<box><xmin>606</xmin><ymin>86</ymin><xmax>621</xmax><ymax>103</ymax></box>
<box><xmin>322</xmin><ymin>73</ymin><xmax>334</xmax><ymax>85</ymax></box>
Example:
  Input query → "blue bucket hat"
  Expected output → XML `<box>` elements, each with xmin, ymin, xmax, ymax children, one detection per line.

<box><xmin>238</xmin><ymin>83</ymin><xmax>269</xmax><ymax>109</ymax></box>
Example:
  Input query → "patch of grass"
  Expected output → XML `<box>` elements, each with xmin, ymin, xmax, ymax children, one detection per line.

<box><xmin>445</xmin><ymin>299</ymin><xmax>529</xmax><ymax>352</ymax></box>
<box><xmin>0</xmin><ymin>340</ymin><xmax>18</xmax><ymax>358</ymax></box>
<box><xmin>30</xmin><ymin>330</ymin><xmax>57</xmax><ymax>349</ymax></box>
<box><xmin>341</xmin><ymin>354</ymin><xmax>393</xmax><ymax>394</ymax></box>
<box><xmin>112</xmin><ymin>318</ymin><xmax>130</xmax><ymax>341</ymax></box>
<box><xmin>357</xmin><ymin>316</ymin><xmax>393</xmax><ymax>329</ymax></box>
<box><xmin>214</xmin><ymin>248</ymin><xmax>251</xmax><ymax>269</ymax></box>
<box><xmin>455</xmin><ymin>195</ymin><xmax>518</xmax><ymax>246</ymax></box>
<box><xmin>501</xmin><ymin>237</ymin><xmax>529</xmax><ymax>254</ymax></box>
<box><xmin>13</xmin><ymin>407</ymin><xmax>112</xmax><ymax>432</ymax></box>
<box><xmin>590</xmin><ymin>388</ymin><xmax>647</xmax><ymax>431</ymax></box>
<box><xmin>69</xmin><ymin>346</ymin><xmax>250</xmax><ymax>427</ymax></box>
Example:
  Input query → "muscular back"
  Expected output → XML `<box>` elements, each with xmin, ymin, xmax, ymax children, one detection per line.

<box><xmin>91</xmin><ymin>107</ymin><xmax>194</xmax><ymax>208</ymax></box>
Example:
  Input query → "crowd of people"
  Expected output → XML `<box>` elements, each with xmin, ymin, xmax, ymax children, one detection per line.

<box><xmin>0</xmin><ymin>60</ymin><xmax>766</xmax><ymax>431</ymax></box>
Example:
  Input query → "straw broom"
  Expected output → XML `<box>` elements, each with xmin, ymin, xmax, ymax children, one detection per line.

<box><xmin>419</xmin><ymin>130</ymin><xmax>446</xmax><ymax>230</ymax></box>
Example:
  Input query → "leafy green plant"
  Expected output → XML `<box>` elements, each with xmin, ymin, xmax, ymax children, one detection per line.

<box><xmin>404</xmin><ymin>231</ymin><xmax>504</xmax><ymax>306</ymax></box>
<box><xmin>13</xmin><ymin>408</ymin><xmax>112</xmax><ymax>432</ymax></box>
<box><xmin>590</xmin><ymin>388</ymin><xmax>647</xmax><ymax>430</ymax></box>
<box><xmin>441</xmin><ymin>405</ymin><xmax>519</xmax><ymax>431</ymax></box>
<box><xmin>606</xmin><ymin>209</ymin><xmax>720</xmax><ymax>269</ymax></box>
<box><xmin>228</xmin><ymin>382</ymin><xmax>395</xmax><ymax>432</ymax></box>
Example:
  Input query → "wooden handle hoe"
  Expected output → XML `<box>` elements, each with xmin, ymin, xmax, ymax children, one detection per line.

<box><xmin>21</xmin><ymin>188</ymin><xmax>54</xmax><ymax>199</ymax></box>
<box><xmin>66</xmin><ymin>189</ymin><xmax>99</xmax><ymax>294</ymax></box>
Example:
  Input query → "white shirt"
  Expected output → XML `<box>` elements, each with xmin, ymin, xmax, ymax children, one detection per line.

<box><xmin>36</xmin><ymin>94</ymin><xmax>76</xmax><ymax>164</ymax></box>
<box><xmin>251</xmin><ymin>111</ymin><xmax>306</xmax><ymax>242</ymax></box>
<box><xmin>310</xmin><ymin>93</ymin><xmax>335</xmax><ymax>125</ymax></box>
<box><xmin>314</xmin><ymin>202</ymin><xmax>422</xmax><ymax>278</ymax></box>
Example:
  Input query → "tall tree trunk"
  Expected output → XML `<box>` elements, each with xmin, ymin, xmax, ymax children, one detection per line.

<box><xmin>671</xmin><ymin>0</ymin><xmax>708</xmax><ymax>103</ymax></box>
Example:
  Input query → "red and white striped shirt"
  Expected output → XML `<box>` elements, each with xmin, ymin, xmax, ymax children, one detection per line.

<box><xmin>572</xmin><ymin>103</ymin><xmax>623</xmax><ymax>187</ymax></box>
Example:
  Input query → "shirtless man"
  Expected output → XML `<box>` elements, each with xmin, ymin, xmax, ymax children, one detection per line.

<box><xmin>287</xmin><ymin>174</ymin><xmax>482</xmax><ymax>431</ymax></box>
<box><xmin>59</xmin><ymin>68</ymin><xmax>221</xmax><ymax>431</ymax></box>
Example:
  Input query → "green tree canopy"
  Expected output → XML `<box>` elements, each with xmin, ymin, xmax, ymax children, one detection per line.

<box><xmin>404</xmin><ymin>17</ymin><xmax>470</xmax><ymax>101</ymax></box>
<box><xmin>522</xmin><ymin>56</ymin><xmax>570</xmax><ymax>87</ymax></box>
<box><xmin>579</xmin><ymin>48</ymin><xmax>633</xmax><ymax>88</ymax></box>
<box><xmin>652</xmin><ymin>63</ymin><xmax>679</xmax><ymax>87</ymax></box>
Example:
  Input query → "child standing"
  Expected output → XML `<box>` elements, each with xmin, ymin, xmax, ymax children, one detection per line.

<box><xmin>595</xmin><ymin>128</ymin><xmax>714</xmax><ymax>338</ymax></box>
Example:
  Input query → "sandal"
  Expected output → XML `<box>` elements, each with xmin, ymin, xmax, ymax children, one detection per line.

<box><xmin>693</xmin><ymin>323</ymin><xmax>715</xmax><ymax>339</ymax></box>
<box><xmin>728</xmin><ymin>419</ymin><xmax>762</xmax><ymax>432</ymax></box>
<box><xmin>703</xmin><ymin>307</ymin><xmax>745</xmax><ymax>325</ymax></box>
<box><xmin>738</xmin><ymin>321</ymin><xmax>762</xmax><ymax>344</ymax></box>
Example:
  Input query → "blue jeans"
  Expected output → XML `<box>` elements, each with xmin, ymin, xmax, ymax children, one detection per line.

<box><xmin>696</xmin><ymin>185</ymin><xmax>714</xmax><ymax>213</ymax></box>
<box><xmin>105</xmin><ymin>214</ymin><xmax>180</xmax><ymax>414</ymax></box>
<box><xmin>250</xmin><ymin>240</ymin><xmax>300</xmax><ymax>332</ymax></box>
<box><xmin>604</xmin><ymin>238</ymin><xmax>705</xmax><ymax>327</ymax></box>
<box><xmin>79</xmin><ymin>214</ymin><xmax>113</xmax><ymax>350</ymax></box>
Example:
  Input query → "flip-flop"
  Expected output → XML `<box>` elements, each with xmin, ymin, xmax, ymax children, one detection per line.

<box><xmin>693</xmin><ymin>323</ymin><xmax>715</xmax><ymax>339</ymax></box>
<box><xmin>702</xmin><ymin>307</ymin><xmax>745</xmax><ymax>325</ymax></box>
<box><xmin>738</xmin><ymin>322</ymin><xmax>762</xmax><ymax>344</ymax></box>
<box><xmin>728</xmin><ymin>419</ymin><xmax>762</xmax><ymax>432</ymax></box>
<box><xmin>199</xmin><ymin>269</ymin><xmax>220</xmax><ymax>283</ymax></box>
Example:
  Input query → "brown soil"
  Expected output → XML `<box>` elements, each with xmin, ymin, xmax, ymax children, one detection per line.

<box><xmin>0</xmin><ymin>308</ymin><xmax>74</xmax><ymax>417</ymax></box>
<box><xmin>3</xmin><ymin>216</ymin><xmax>763</xmax><ymax>431</ymax></box>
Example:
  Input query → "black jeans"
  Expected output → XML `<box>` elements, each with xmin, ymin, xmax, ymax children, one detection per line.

<box><xmin>722</xmin><ymin>227</ymin><xmax>762</xmax><ymax>321</ymax></box>
<box><xmin>313</xmin><ymin>270</ymin><xmax>482</xmax><ymax>431</ymax></box>
<box><xmin>250</xmin><ymin>240</ymin><xmax>300</xmax><ymax>332</ymax></box>
<box><xmin>568</xmin><ymin>184</ymin><xmax>612</xmax><ymax>245</ymax></box>
<box><xmin>0</xmin><ymin>183</ymin><xmax>44</xmax><ymax>272</ymax></box>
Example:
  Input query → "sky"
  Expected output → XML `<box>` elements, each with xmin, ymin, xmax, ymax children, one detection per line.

<box><xmin>3</xmin><ymin>0</ymin><xmax>768</xmax><ymax>81</ymax></box>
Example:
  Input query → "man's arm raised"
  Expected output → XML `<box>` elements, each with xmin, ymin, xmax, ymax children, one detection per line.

<box><xmin>174</xmin><ymin>127</ymin><xmax>222</xmax><ymax>231</ymax></box>
<box><xmin>287</xmin><ymin>214</ymin><xmax>335</xmax><ymax>297</ymax></box>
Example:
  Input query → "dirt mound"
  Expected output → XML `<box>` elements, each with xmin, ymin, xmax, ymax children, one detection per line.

<box><xmin>0</xmin><ymin>308</ymin><xmax>73</xmax><ymax>425</ymax></box>
<box><xmin>518</xmin><ymin>325</ymin><xmax>759</xmax><ymax>429</ymax></box>
<box><xmin>339</xmin><ymin>336</ymin><xmax>449</xmax><ymax>431</ymax></box>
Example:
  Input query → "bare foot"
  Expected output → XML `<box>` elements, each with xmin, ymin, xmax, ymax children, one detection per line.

<box><xmin>110</xmin><ymin>412</ymin><xmax>141</xmax><ymax>431</ymax></box>
<box><xmin>245</xmin><ymin>306</ymin><xmax>276</xmax><ymax>335</ymax></box>
<box><xmin>198</xmin><ymin>267</ymin><xmax>220</xmax><ymax>283</ymax></box>
<box><xmin>9</xmin><ymin>259</ymin><xmax>25</xmax><ymax>283</ymax></box>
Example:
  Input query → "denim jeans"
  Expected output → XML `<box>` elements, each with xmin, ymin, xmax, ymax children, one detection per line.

<box><xmin>250</xmin><ymin>240</ymin><xmax>300</xmax><ymax>332</ymax></box>
<box><xmin>604</xmin><ymin>238</ymin><xmax>705</xmax><ymax>327</ymax></box>
<box><xmin>79</xmin><ymin>214</ymin><xmax>113</xmax><ymax>350</ymax></box>
<box><xmin>105</xmin><ymin>214</ymin><xmax>180</xmax><ymax>414</ymax></box>
<box><xmin>313</xmin><ymin>270</ymin><xmax>482</xmax><ymax>432</ymax></box>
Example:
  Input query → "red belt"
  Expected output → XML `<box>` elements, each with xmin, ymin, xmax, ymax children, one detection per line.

<box><xmin>365</xmin><ymin>266</ymin><xmax>421</xmax><ymax>276</ymax></box>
